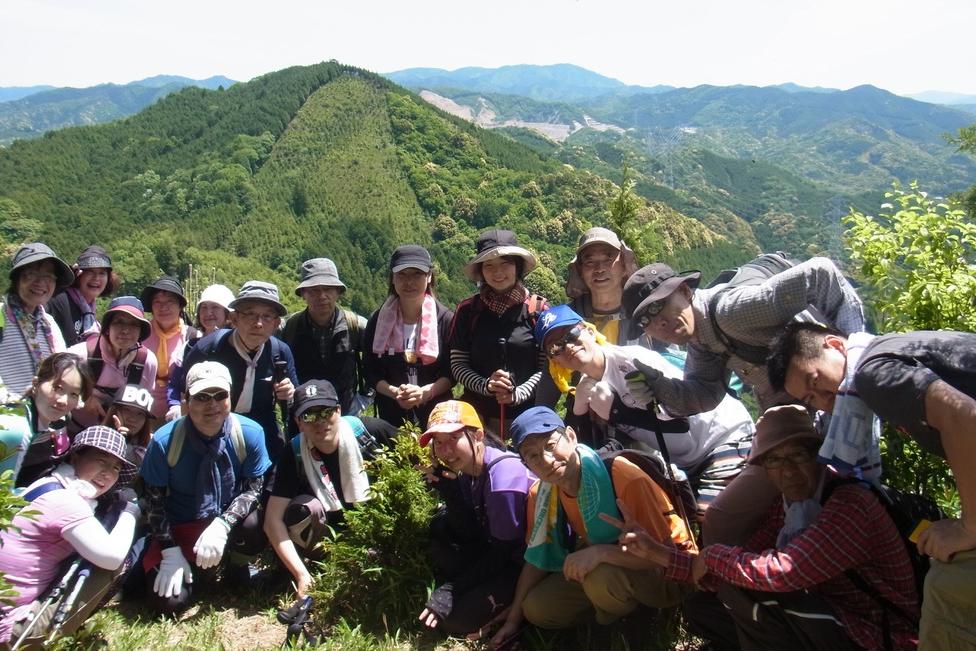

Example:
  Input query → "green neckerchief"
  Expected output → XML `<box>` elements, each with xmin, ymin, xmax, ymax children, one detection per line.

<box><xmin>525</xmin><ymin>443</ymin><xmax>620</xmax><ymax>572</ymax></box>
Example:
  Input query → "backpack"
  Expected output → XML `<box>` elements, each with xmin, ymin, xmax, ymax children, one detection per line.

<box><xmin>822</xmin><ymin>478</ymin><xmax>944</xmax><ymax>644</ymax></box>
<box><xmin>704</xmin><ymin>252</ymin><xmax>830</xmax><ymax>365</ymax></box>
<box><xmin>85</xmin><ymin>335</ymin><xmax>150</xmax><ymax>388</ymax></box>
<box><xmin>452</xmin><ymin>293</ymin><xmax>547</xmax><ymax>345</ymax></box>
<box><xmin>167</xmin><ymin>414</ymin><xmax>247</xmax><ymax>467</ymax></box>
<box><xmin>599</xmin><ymin>448</ymin><xmax>698</xmax><ymax>529</ymax></box>
<box><xmin>281</xmin><ymin>308</ymin><xmax>362</xmax><ymax>348</ymax></box>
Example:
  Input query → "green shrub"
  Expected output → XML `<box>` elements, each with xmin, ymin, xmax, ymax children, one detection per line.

<box><xmin>309</xmin><ymin>426</ymin><xmax>436</xmax><ymax>631</ymax></box>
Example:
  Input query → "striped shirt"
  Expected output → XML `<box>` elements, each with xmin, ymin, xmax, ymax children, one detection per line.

<box><xmin>0</xmin><ymin>300</ymin><xmax>66</xmax><ymax>399</ymax></box>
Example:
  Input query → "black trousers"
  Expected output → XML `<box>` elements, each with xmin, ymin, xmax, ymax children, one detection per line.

<box><xmin>683</xmin><ymin>585</ymin><xmax>860</xmax><ymax>651</ymax></box>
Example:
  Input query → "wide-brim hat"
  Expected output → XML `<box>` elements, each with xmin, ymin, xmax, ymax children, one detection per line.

<box><xmin>101</xmin><ymin>296</ymin><xmax>152</xmax><ymax>341</ymax></box>
<box><xmin>230</xmin><ymin>280</ymin><xmax>287</xmax><ymax>317</ymax></box>
<box><xmin>463</xmin><ymin>229</ymin><xmax>537</xmax><ymax>281</ymax></box>
<box><xmin>419</xmin><ymin>400</ymin><xmax>484</xmax><ymax>446</ymax></box>
<box><xmin>748</xmin><ymin>405</ymin><xmax>823</xmax><ymax>465</ymax></box>
<box><xmin>69</xmin><ymin>425</ymin><xmax>138</xmax><ymax>486</ymax></box>
<box><xmin>622</xmin><ymin>263</ymin><xmax>701</xmax><ymax>339</ymax></box>
<box><xmin>10</xmin><ymin>242</ymin><xmax>74</xmax><ymax>288</ymax></box>
<box><xmin>295</xmin><ymin>258</ymin><xmax>346</xmax><ymax>295</ymax></box>
<box><xmin>76</xmin><ymin>245</ymin><xmax>112</xmax><ymax>270</ymax></box>
<box><xmin>565</xmin><ymin>227</ymin><xmax>639</xmax><ymax>299</ymax></box>
<box><xmin>140</xmin><ymin>276</ymin><xmax>187</xmax><ymax>310</ymax></box>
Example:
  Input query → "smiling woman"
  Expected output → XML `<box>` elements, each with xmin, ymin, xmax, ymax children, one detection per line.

<box><xmin>0</xmin><ymin>243</ymin><xmax>74</xmax><ymax>400</ymax></box>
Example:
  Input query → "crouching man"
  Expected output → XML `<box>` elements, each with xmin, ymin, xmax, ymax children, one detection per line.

<box><xmin>612</xmin><ymin>405</ymin><xmax>919</xmax><ymax>650</ymax></box>
<box><xmin>489</xmin><ymin>407</ymin><xmax>691</xmax><ymax>646</ymax></box>
<box><xmin>139</xmin><ymin>361</ymin><xmax>271</xmax><ymax>615</ymax></box>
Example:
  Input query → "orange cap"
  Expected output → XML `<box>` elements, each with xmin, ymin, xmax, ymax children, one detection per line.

<box><xmin>419</xmin><ymin>400</ymin><xmax>483</xmax><ymax>446</ymax></box>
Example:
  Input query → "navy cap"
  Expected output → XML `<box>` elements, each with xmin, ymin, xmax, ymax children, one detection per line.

<box><xmin>293</xmin><ymin>380</ymin><xmax>340</xmax><ymax>417</ymax></box>
<box><xmin>510</xmin><ymin>406</ymin><xmax>565</xmax><ymax>449</ymax></box>
<box><xmin>533</xmin><ymin>304</ymin><xmax>584</xmax><ymax>346</ymax></box>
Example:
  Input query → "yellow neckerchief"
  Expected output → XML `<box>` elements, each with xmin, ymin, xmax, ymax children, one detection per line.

<box><xmin>548</xmin><ymin>321</ymin><xmax>607</xmax><ymax>393</ymax></box>
<box><xmin>153</xmin><ymin>318</ymin><xmax>183</xmax><ymax>380</ymax></box>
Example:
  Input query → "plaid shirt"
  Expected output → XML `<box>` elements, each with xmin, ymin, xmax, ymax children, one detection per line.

<box><xmin>651</xmin><ymin>257</ymin><xmax>865</xmax><ymax>415</ymax></box>
<box><xmin>665</xmin><ymin>480</ymin><xmax>918</xmax><ymax>650</ymax></box>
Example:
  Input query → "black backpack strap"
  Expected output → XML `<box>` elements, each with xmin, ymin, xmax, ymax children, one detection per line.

<box><xmin>23</xmin><ymin>480</ymin><xmax>64</xmax><ymax>502</ymax></box>
<box><xmin>86</xmin><ymin>335</ymin><xmax>106</xmax><ymax>382</ymax></box>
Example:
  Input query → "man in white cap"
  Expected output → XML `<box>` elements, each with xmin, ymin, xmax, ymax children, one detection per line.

<box><xmin>279</xmin><ymin>258</ymin><xmax>368</xmax><ymax>415</ymax></box>
<box><xmin>140</xmin><ymin>361</ymin><xmax>271</xmax><ymax>615</ymax></box>
<box><xmin>172</xmin><ymin>280</ymin><xmax>297</xmax><ymax>459</ymax></box>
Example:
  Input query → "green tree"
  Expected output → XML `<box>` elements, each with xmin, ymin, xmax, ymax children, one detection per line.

<box><xmin>946</xmin><ymin>124</ymin><xmax>976</xmax><ymax>218</ymax></box>
<box><xmin>605</xmin><ymin>166</ymin><xmax>648</xmax><ymax>260</ymax></box>
<box><xmin>844</xmin><ymin>181</ymin><xmax>976</xmax><ymax>508</ymax></box>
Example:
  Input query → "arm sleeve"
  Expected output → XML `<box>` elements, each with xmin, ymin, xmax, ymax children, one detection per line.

<box><xmin>62</xmin><ymin>510</ymin><xmax>138</xmax><ymax>570</ymax></box>
<box><xmin>649</xmin><ymin>344</ymin><xmax>730</xmax><ymax>417</ymax></box>
<box><xmin>222</xmin><ymin>474</ymin><xmax>265</xmax><ymax>528</ymax></box>
<box><xmin>144</xmin><ymin>483</ymin><xmax>175</xmax><ymax>548</ymax></box>
<box><xmin>451</xmin><ymin>349</ymin><xmax>491</xmax><ymax>396</ymax></box>
<box><xmin>436</xmin><ymin>306</ymin><xmax>455</xmax><ymax>383</ymax></box>
<box><xmin>512</xmin><ymin>349</ymin><xmax>545</xmax><ymax>405</ymax></box>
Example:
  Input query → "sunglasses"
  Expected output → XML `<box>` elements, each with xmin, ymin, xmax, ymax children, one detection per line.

<box><xmin>634</xmin><ymin>300</ymin><xmax>666</xmax><ymax>329</ymax></box>
<box><xmin>191</xmin><ymin>390</ymin><xmax>230</xmax><ymax>403</ymax></box>
<box><xmin>762</xmin><ymin>449</ymin><xmax>816</xmax><ymax>470</ymax></box>
<box><xmin>546</xmin><ymin>325</ymin><xmax>583</xmax><ymax>359</ymax></box>
<box><xmin>300</xmin><ymin>406</ymin><xmax>337</xmax><ymax>423</ymax></box>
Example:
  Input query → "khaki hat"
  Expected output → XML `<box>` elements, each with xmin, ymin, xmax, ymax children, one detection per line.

<box><xmin>565</xmin><ymin>227</ymin><xmax>639</xmax><ymax>299</ymax></box>
<box><xmin>295</xmin><ymin>258</ymin><xmax>346</xmax><ymax>295</ymax></box>
<box><xmin>185</xmin><ymin>361</ymin><xmax>233</xmax><ymax>396</ymax></box>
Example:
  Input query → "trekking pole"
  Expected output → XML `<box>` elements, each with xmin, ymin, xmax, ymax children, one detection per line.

<box><xmin>11</xmin><ymin>558</ymin><xmax>83</xmax><ymax>649</ymax></box>
<box><xmin>46</xmin><ymin>564</ymin><xmax>91</xmax><ymax>643</ymax></box>
<box><xmin>647</xmin><ymin>397</ymin><xmax>695</xmax><ymax>537</ymax></box>
<box><xmin>497</xmin><ymin>338</ymin><xmax>509</xmax><ymax>439</ymax></box>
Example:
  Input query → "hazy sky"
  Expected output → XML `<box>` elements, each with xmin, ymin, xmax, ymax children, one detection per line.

<box><xmin>4</xmin><ymin>0</ymin><xmax>974</xmax><ymax>95</ymax></box>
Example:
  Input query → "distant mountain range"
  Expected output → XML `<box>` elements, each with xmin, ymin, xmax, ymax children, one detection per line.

<box><xmin>0</xmin><ymin>75</ymin><xmax>236</xmax><ymax>145</ymax></box>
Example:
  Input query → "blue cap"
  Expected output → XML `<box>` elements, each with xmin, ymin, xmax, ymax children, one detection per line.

<box><xmin>510</xmin><ymin>406</ymin><xmax>565</xmax><ymax>449</ymax></box>
<box><xmin>533</xmin><ymin>304</ymin><xmax>584</xmax><ymax>345</ymax></box>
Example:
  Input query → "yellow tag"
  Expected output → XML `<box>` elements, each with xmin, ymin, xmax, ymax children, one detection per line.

<box><xmin>909</xmin><ymin>519</ymin><xmax>932</xmax><ymax>543</ymax></box>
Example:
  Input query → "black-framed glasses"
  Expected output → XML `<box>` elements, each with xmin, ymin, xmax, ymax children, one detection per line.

<box><xmin>635</xmin><ymin>301</ymin><xmax>666</xmax><ymax>329</ymax></box>
<box><xmin>191</xmin><ymin>390</ymin><xmax>230</xmax><ymax>403</ymax></box>
<box><xmin>300</xmin><ymin>406</ymin><xmax>338</xmax><ymax>423</ymax></box>
<box><xmin>546</xmin><ymin>325</ymin><xmax>583</xmax><ymax>359</ymax></box>
<box><xmin>762</xmin><ymin>449</ymin><xmax>816</xmax><ymax>470</ymax></box>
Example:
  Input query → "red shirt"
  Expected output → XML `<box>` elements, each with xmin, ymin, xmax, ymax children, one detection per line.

<box><xmin>666</xmin><ymin>481</ymin><xmax>918</xmax><ymax>650</ymax></box>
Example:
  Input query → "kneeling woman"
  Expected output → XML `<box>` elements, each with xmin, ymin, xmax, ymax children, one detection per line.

<box><xmin>418</xmin><ymin>400</ymin><xmax>535</xmax><ymax>639</ymax></box>
<box><xmin>0</xmin><ymin>426</ymin><xmax>139</xmax><ymax>645</ymax></box>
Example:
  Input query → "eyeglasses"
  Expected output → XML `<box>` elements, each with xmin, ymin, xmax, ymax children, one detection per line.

<box><xmin>546</xmin><ymin>325</ymin><xmax>583</xmax><ymax>359</ymax></box>
<box><xmin>191</xmin><ymin>390</ymin><xmax>230</xmax><ymax>403</ymax></box>
<box><xmin>300</xmin><ymin>407</ymin><xmax>337</xmax><ymax>423</ymax></box>
<box><xmin>520</xmin><ymin>430</ymin><xmax>567</xmax><ymax>467</ymax></box>
<box><xmin>22</xmin><ymin>270</ymin><xmax>58</xmax><ymax>283</ymax></box>
<box><xmin>580</xmin><ymin>255</ymin><xmax>616</xmax><ymax>271</ymax></box>
<box><xmin>634</xmin><ymin>301</ymin><xmax>666</xmax><ymax>329</ymax></box>
<box><xmin>238</xmin><ymin>311</ymin><xmax>278</xmax><ymax>324</ymax></box>
<box><xmin>762</xmin><ymin>449</ymin><xmax>816</xmax><ymax>470</ymax></box>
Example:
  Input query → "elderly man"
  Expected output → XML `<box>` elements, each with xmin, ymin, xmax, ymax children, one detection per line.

<box><xmin>279</xmin><ymin>258</ymin><xmax>368</xmax><ymax>415</ymax></box>
<box><xmin>489</xmin><ymin>407</ymin><xmax>691</xmax><ymax>647</ymax></box>
<box><xmin>172</xmin><ymin>281</ymin><xmax>297</xmax><ymax>459</ymax></box>
<box><xmin>620</xmin><ymin>258</ymin><xmax>865</xmax><ymax>544</ymax></box>
<box><xmin>535</xmin><ymin>304</ymin><xmax>754</xmax><ymax>518</ymax></box>
<box><xmin>611</xmin><ymin>405</ymin><xmax>919</xmax><ymax>651</ymax></box>
<box><xmin>768</xmin><ymin>322</ymin><xmax>976</xmax><ymax>649</ymax></box>
<box><xmin>140</xmin><ymin>361</ymin><xmax>271</xmax><ymax>615</ymax></box>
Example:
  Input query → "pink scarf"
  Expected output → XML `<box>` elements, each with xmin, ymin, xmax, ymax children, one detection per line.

<box><xmin>371</xmin><ymin>294</ymin><xmax>439</xmax><ymax>365</ymax></box>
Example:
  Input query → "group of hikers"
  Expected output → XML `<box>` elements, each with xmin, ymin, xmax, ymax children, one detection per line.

<box><xmin>0</xmin><ymin>226</ymin><xmax>972</xmax><ymax>650</ymax></box>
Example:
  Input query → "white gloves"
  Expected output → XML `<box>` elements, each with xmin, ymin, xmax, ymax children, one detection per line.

<box><xmin>624</xmin><ymin>359</ymin><xmax>664</xmax><ymax>407</ymax></box>
<box><xmin>193</xmin><ymin>517</ymin><xmax>231</xmax><ymax>569</ymax></box>
<box><xmin>573</xmin><ymin>377</ymin><xmax>614</xmax><ymax>421</ymax></box>
<box><xmin>165</xmin><ymin>404</ymin><xmax>183</xmax><ymax>422</ymax></box>
<box><xmin>155</xmin><ymin>546</ymin><xmax>193</xmax><ymax>598</ymax></box>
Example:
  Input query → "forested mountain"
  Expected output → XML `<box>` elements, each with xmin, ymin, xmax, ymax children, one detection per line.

<box><xmin>0</xmin><ymin>76</ymin><xmax>237</xmax><ymax>145</ymax></box>
<box><xmin>0</xmin><ymin>62</ymin><xmax>742</xmax><ymax>317</ymax></box>
<box><xmin>386</xmin><ymin>64</ymin><xmax>673</xmax><ymax>102</ymax></box>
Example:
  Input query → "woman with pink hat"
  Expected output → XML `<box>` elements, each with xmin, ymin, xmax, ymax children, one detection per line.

<box><xmin>67</xmin><ymin>297</ymin><xmax>158</xmax><ymax>433</ymax></box>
